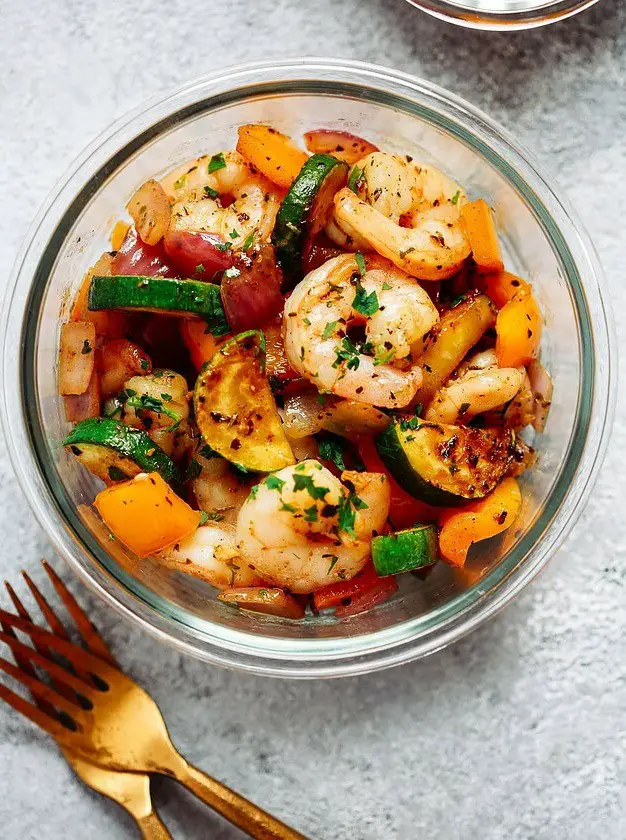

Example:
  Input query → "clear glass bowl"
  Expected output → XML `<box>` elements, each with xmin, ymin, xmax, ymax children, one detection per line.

<box><xmin>405</xmin><ymin>0</ymin><xmax>601</xmax><ymax>29</ymax></box>
<box><xmin>1</xmin><ymin>59</ymin><xmax>614</xmax><ymax>678</ymax></box>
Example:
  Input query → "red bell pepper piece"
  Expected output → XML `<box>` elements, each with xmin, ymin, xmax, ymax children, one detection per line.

<box><xmin>313</xmin><ymin>563</ymin><xmax>382</xmax><ymax>612</ymax></box>
<box><xmin>334</xmin><ymin>576</ymin><xmax>398</xmax><ymax>618</ymax></box>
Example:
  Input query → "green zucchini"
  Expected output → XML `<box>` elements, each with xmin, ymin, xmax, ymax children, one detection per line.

<box><xmin>372</xmin><ymin>525</ymin><xmax>438</xmax><ymax>576</ymax></box>
<box><xmin>272</xmin><ymin>154</ymin><xmax>348</xmax><ymax>282</ymax></box>
<box><xmin>376</xmin><ymin>419</ymin><xmax>513</xmax><ymax>506</ymax></box>
<box><xmin>64</xmin><ymin>417</ymin><xmax>181</xmax><ymax>486</ymax></box>
<box><xmin>88</xmin><ymin>275</ymin><xmax>228</xmax><ymax>334</ymax></box>
<box><xmin>194</xmin><ymin>330</ymin><xmax>295</xmax><ymax>473</ymax></box>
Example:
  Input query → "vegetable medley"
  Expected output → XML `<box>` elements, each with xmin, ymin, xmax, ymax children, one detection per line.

<box><xmin>59</xmin><ymin>123</ymin><xmax>553</xmax><ymax>620</ymax></box>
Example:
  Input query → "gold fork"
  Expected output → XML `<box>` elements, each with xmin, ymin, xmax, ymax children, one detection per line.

<box><xmin>0</xmin><ymin>591</ymin><xmax>307</xmax><ymax>839</ymax></box>
<box><xmin>1</xmin><ymin>562</ymin><xmax>171</xmax><ymax>839</ymax></box>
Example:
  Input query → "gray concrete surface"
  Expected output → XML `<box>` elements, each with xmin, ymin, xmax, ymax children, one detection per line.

<box><xmin>0</xmin><ymin>1</ymin><xmax>625</xmax><ymax>837</ymax></box>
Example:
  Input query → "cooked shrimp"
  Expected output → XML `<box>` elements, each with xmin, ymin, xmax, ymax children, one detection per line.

<box><xmin>161</xmin><ymin>151</ymin><xmax>281</xmax><ymax>248</ymax></box>
<box><xmin>192</xmin><ymin>453</ymin><xmax>252</xmax><ymax>526</ymax></box>
<box><xmin>283</xmin><ymin>253</ymin><xmax>439</xmax><ymax>409</ymax></box>
<box><xmin>236</xmin><ymin>460</ymin><xmax>390</xmax><ymax>593</ymax></box>
<box><xmin>424</xmin><ymin>354</ymin><xmax>523</xmax><ymax>424</ymax></box>
<box><xmin>157</xmin><ymin>523</ymin><xmax>263</xmax><ymax>589</ymax></box>
<box><xmin>122</xmin><ymin>369</ymin><xmax>190</xmax><ymax>455</ymax></box>
<box><xmin>331</xmin><ymin>152</ymin><xmax>471</xmax><ymax>281</ymax></box>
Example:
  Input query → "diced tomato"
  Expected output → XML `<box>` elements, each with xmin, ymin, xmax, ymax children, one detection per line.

<box><xmin>313</xmin><ymin>562</ymin><xmax>381</xmax><ymax>611</ymax></box>
<box><xmin>357</xmin><ymin>436</ymin><xmax>438</xmax><ymax>530</ymax></box>
<box><xmin>222</xmin><ymin>244</ymin><xmax>284</xmax><ymax>332</ymax></box>
<box><xmin>162</xmin><ymin>230</ymin><xmax>234</xmax><ymax>281</ymax></box>
<box><xmin>112</xmin><ymin>226</ymin><xmax>176</xmax><ymax>278</ymax></box>
<box><xmin>334</xmin><ymin>576</ymin><xmax>398</xmax><ymax>618</ymax></box>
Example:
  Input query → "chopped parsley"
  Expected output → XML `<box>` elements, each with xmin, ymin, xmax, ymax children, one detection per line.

<box><xmin>326</xmin><ymin>555</ymin><xmax>339</xmax><ymax>575</ymax></box>
<box><xmin>207</xmin><ymin>153</ymin><xmax>226</xmax><ymax>173</ymax></box>
<box><xmin>382</xmin><ymin>282</ymin><xmax>392</xmax><ymax>291</ymax></box>
<box><xmin>265</xmin><ymin>475</ymin><xmax>286</xmax><ymax>492</ymax></box>
<box><xmin>292</xmin><ymin>474</ymin><xmax>329</xmax><ymax>500</ymax></box>
<box><xmin>348</xmin><ymin>165</ymin><xmax>364</xmax><ymax>193</ymax></box>
<box><xmin>204</xmin><ymin>185</ymin><xmax>219</xmax><ymax>198</ymax></box>
<box><xmin>185</xmin><ymin>458</ymin><xmax>203</xmax><ymax>481</ymax></box>
<box><xmin>240</xmin><ymin>231</ymin><xmax>255</xmax><ymax>251</ymax></box>
<box><xmin>124</xmin><ymin>392</ymin><xmax>181</xmax><ymax>430</ymax></box>
<box><xmin>195</xmin><ymin>263</ymin><xmax>205</xmax><ymax>274</ymax></box>
<box><xmin>317</xmin><ymin>433</ymin><xmax>346</xmax><ymax>471</ymax></box>
<box><xmin>281</xmin><ymin>501</ymin><xmax>297</xmax><ymax>513</ymax></box>
<box><xmin>198</xmin><ymin>511</ymin><xmax>209</xmax><ymax>525</ymax></box>
<box><xmin>399</xmin><ymin>415</ymin><xmax>421</xmax><ymax>431</ymax></box>
<box><xmin>214</xmin><ymin>240</ymin><xmax>233</xmax><ymax>252</ymax></box>
<box><xmin>332</xmin><ymin>336</ymin><xmax>360</xmax><ymax>371</ymax></box>
<box><xmin>352</xmin><ymin>282</ymin><xmax>379</xmax><ymax>317</ymax></box>
<box><xmin>373</xmin><ymin>348</ymin><xmax>395</xmax><ymax>367</ymax></box>
<box><xmin>139</xmin><ymin>357</ymin><xmax>149</xmax><ymax>371</ymax></box>
<box><xmin>451</xmin><ymin>190</ymin><xmax>461</xmax><ymax>205</ymax></box>
<box><xmin>304</xmin><ymin>505</ymin><xmax>318</xmax><ymax>523</ymax></box>
<box><xmin>173</xmin><ymin>174</ymin><xmax>187</xmax><ymax>190</ymax></box>
<box><xmin>204</xmin><ymin>511</ymin><xmax>225</xmax><ymax>522</ymax></box>
<box><xmin>337</xmin><ymin>495</ymin><xmax>356</xmax><ymax>536</ymax></box>
<box><xmin>229</xmin><ymin>229</ymin><xmax>239</xmax><ymax>240</ymax></box>
<box><xmin>322</xmin><ymin>320</ymin><xmax>338</xmax><ymax>340</ymax></box>
<box><xmin>355</xmin><ymin>252</ymin><xmax>366</xmax><ymax>277</ymax></box>
<box><xmin>199</xmin><ymin>443</ymin><xmax>219</xmax><ymax>459</ymax></box>
<box><xmin>81</xmin><ymin>339</ymin><xmax>92</xmax><ymax>355</ymax></box>
<box><xmin>450</xmin><ymin>293</ymin><xmax>468</xmax><ymax>308</ymax></box>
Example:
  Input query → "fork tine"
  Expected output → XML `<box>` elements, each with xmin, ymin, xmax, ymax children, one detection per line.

<box><xmin>0</xmin><ymin>610</ymin><xmax>117</xmax><ymax>682</ymax></box>
<box><xmin>0</xmin><ymin>655</ymin><xmax>82</xmax><ymax>717</ymax></box>
<box><xmin>22</xmin><ymin>572</ymin><xmax>71</xmax><ymax>641</ymax></box>
<box><xmin>41</xmin><ymin>561</ymin><xmax>116</xmax><ymax>666</ymax></box>
<box><xmin>21</xmin><ymin>571</ymin><xmax>96</xmax><ymax>687</ymax></box>
<box><xmin>0</xmin><ymin>681</ymin><xmax>71</xmax><ymax>741</ymax></box>
<box><xmin>0</xmin><ymin>627</ymin><xmax>98</xmax><ymax>700</ymax></box>
<box><xmin>5</xmin><ymin>581</ymin><xmax>79</xmax><ymax>705</ymax></box>
<box><xmin>2</xmin><ymin>583</ymin><xmax>59</xmax><ymax>718</ymax></box>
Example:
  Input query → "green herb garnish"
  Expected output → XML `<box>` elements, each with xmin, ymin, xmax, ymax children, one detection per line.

<box><xmin>352</xmin><ymin>282</ymin><xmax>379</xmax><ymax>317</ymax></box>
<box><xmin>208</xmin><ymin>153</ymin><xmax>226</xmax><ymax>173</ymax></box>
<box><xmin>322</xmin><ymin>320</ymin><xmax>338</xmax><ymax>340</ymax></box>
<box><xmin>204</xmin><ymin>185</ymin><xmax>219</xmax><ymax>198</ymax></box>
<box><xmin>265</xmin><ymin>475</ymin><xmax>286</xmax><ymax>492</ymax></box>
<box><xmin>293</xmin><ymin>474</ymin><xmax>329</xmax><ymax>500</ymax></box>
<box><xmin>355</xmin><ymin>252</ymin><xmax>366</xmax><ymax>277</ymax></box>
<box><xmin>348</xmin><ymin>165</ymin><xmax>364</xmax><ymax>193</ymax></box>
<box><xmin>317</xmin><ymin>433</ymin><xmax>346</xmax><ymax>471</ymax></box>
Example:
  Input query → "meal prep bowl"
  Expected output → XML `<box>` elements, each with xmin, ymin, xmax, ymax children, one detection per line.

<box><xmin>404</xmin><ymin>0</ymin><xmax>601</xmax><ymax>29</ymax></box>
<box><xmin>1</xmin><ymin>58</ymin><xmax>614</xmax><ymax>677</ymax></box>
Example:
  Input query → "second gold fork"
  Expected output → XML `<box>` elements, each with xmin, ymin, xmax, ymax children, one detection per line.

<box><xmin>2</xmin><ymin>562</ymin><xmax>171</xmax><ymax>839</ymax></box>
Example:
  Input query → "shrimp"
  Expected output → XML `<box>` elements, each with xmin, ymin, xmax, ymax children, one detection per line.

<box><xmin>236</xmin><ymin>460</ymin><xmax>390</xmax><ymax>593</ymax></box>
<box><xmin>192</xmin><ymin>453</ymin><xmax>252</xmax><ymax>526</ymax></box>
<box><xmin>121</xmin><ymin>369</ymin><xmax>190</xmax><ymax>455</ymax></box>
<box><xmin>283</xmin><ymin>253</ymin><xmax>439</xmax><ymax>409</ymax></box>
<box><xmin>330</xmin><ymin>152</ymin><xmax>471</xmax><ymax>281</ymax></box>
<box><xmin>161</xmin><ymin>151</ymin><xmax>282</xmax><ymax>248</ymax></box>
<box><xmin>424</xmin><ymin>349</ymin><xmax>523</xmax><ymax>424</ymax></box>
<box><xmin>157</xmin><ymin>523</ymin><xmax>263</xmax><ymax>589</ymax></box>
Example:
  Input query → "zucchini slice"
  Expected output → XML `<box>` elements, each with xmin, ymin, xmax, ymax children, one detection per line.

<box><xmin>64</xmin><ymin>417</ymin><xmax>181</xmax><ymax>486</ymax></box>
<box><xmin>372</xmin><ymin>525</ymin><xmax>438</xmax><ymax>576</ymax></box>
<box><xmin>194</xmin><ymin>330</ymin><xmax>295</xmax><ymax>472</ymax></box>
<box><xmin>376</xmin><ymin>419</ymin><xmax>513</xmax><ymax>506</ymax></box>
<box><xmin>88</xmin><ymin>275</ymin><xmax>228</xmax><ymax>335</ymax></box>
<box><xmin>272</xmin><ymin>154</ymin><xmax>348</xmax><ymax>282</ymax></box>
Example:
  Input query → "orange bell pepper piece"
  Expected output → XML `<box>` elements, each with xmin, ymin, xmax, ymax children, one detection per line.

<box><xmin>180</xmin><ymin>318</ymin><xmax>228</xmax><ymax>371</ymax></box>
<box><xmin>460</xmin><ymin>198</ymin><xmax>504</xmax><ymax>273</ymax></box>
<box><xmin>237</xmin><ymin>124</ymin><xmax>308</xmax><ymax>189</ymax></box>
<box><xmin>495</xmin><ymin>288</ymin><xmax>542</xmax><ymax>368</ymax></box>
<box><xmin>110</xmin><ymin>220</ymin><xmax>130</xmax><ymax>251</ymax></box>
<box><xmin>94</xmin><ymin>472</ymin><xmax>201</xmax><ymax>558</ymax></box>
<box><xmin>438</xmin><ymin>477</ymin><xmax>522</xmax><ymax>568</ymax></box>
<box><xmin>478</xmin><ymin>270</ymin><xmax>531</xmax><ymax>309</ymax></box>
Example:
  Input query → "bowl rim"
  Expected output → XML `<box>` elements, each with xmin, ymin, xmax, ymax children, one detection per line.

<box><xmin>404</xmin><ymin>0</ymin><xmax>601</xmax><ymax>30</ymax></box>
<box><xmin>0</xmin><ymin>57</ymin><xmax>616</xmax><ymax>678</ymax></box>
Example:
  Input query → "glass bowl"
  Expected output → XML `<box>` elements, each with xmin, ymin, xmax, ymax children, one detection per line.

<box><xmin>405</xmin><ymin>0</ymin><xmax>601</xmax><ymax>29</ymax></box>
<box><xmin>1</xmin><ymin>58</ymin><xmax>614</xmax><ymax>678</ymax></box>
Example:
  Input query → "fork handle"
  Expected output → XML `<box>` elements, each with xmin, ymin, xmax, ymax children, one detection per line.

<box><xmin>135</xmin><ymin>810</ymin><xmax>172</xmax><ymax>840</ymax></box>
<box><xmin>170</xmin><ymin>759</ymin><xmax>308</xmax><ymax>839</ymax></box>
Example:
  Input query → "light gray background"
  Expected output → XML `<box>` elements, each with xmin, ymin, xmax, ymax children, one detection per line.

<box><xmin>0</xmin><ymin>1</ymin><xmax>624</xmax><ymax>838</ymax></box>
